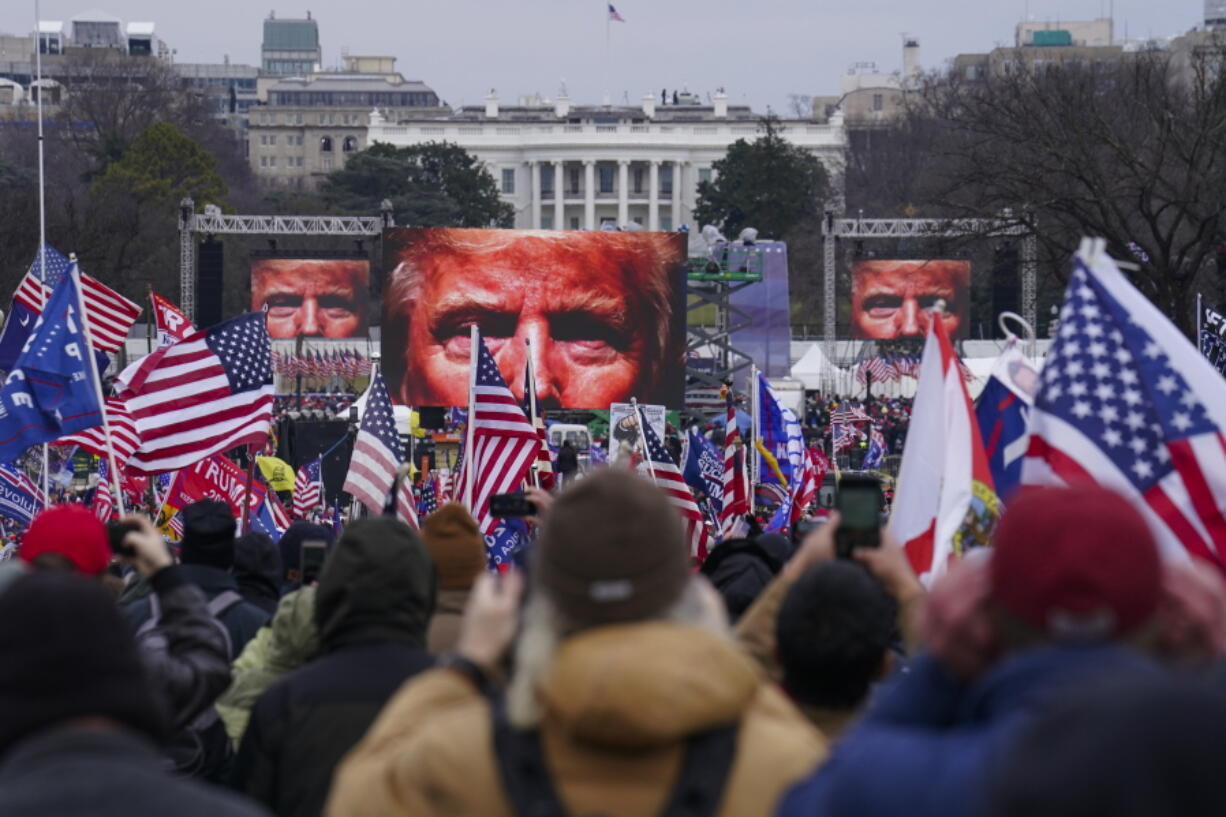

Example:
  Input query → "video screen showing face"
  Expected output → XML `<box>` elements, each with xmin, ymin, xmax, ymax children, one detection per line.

<box><xmin>381</xmin><ymin>228</ymin><xmax>688</xmax><ymax>410</ymax></box>
<box><xmin>850</xmin><ymin>260</ymin><xmax>971</xmax><ymax>340</ymax></box>
<box><xmin>251</xmin><ymin>258</ymin><xmax>371</xmax><ymax>339</ymax></box>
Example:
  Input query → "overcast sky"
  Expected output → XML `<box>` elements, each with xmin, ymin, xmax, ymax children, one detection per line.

<box><xmin>5</xmin><ymin>1</ymin><xmax>1207</xmax><ymax>112</ymax></box>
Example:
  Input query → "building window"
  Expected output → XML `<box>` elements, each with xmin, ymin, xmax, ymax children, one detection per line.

<box><xmin>342</xmin><ymin>136</ymin><xmax>358</xmax><ymax>152</ymax></box>
<box><xmin>268</xmin><ymin>156</ymin><xmax>277</xmax><ymax>168</ymax></box>
<box><xmin>599</xmin><ymin>166</ymin><xmax>615</xmax><ymax>193</ymax></box>
<box><xmin>259</xmin><ymin>156</ymin><xmax>268</xmax><ymax>167</ymax></box>
<box><xmin>660</xmin><ymin>215</ymin><xmax>673</xmax><ymax>232</ymax></box>
<box><xmin>322</xmin><ymin>156</ymin><xmax>334</xmax><ymax>171</ymax></box>
<box><xmin>320</xmin><ymin>136</ymin><xmax>334</xmax><ymax>152</ymax></box>
<box><xmin>634</xmin><ymin>167</ymin><xmax>644</xmax><ymax>193</ymax></box>
<box><xmin>569</xmin><ymin>167</ymin><xmax>580</xmax><ymax>194</ymax></box>
<box><xmin>872</xmin><ymin>94</ymin><xmax>884</xmax><ymax>112</ymax></box>
<box><xmin>541</xmin><ymin>214</ymin><xmax>554</xmax><ymax>230</ymax></box>
<box><xmin>501</xmin><ymin>168</ymin><xmax>516</xmax><ymax>194</ymax></box>
<box><xmin>570</xmin><ymin>216</ymin><xmax>581</xmax><ymax>230</ymax></box>
<box><xmin>541</xmin><ymin>165</ymin><xmax>554</xmax><ymax>194</ymax></box>
<box><xmin>698</xmin><ymin>167</ymin><xmax>712</xmax><ymax>185</ymax></box>
<box><xmin>660</xmin><ymin>165</ymin><xmax>673</xmax><ymax>196</ymax></box>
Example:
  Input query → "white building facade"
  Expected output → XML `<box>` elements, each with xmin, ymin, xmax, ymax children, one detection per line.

<box><xmin>366</xmin><ymin>92</ymin><xmax>845</xmax><ymax>231</ymax></box>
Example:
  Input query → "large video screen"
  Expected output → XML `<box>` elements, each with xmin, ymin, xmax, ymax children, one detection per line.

<box><xmin>850</xmin><ymin>259</ymin><xmax>971</xmax><ymax>340</ymax></box>
<box><xmin>250</xmin><ymin>257</ymin><xmax>371</xmax><ymax>339</ymax></box>
<box><xmin>381</xmin><ymin>228</ymin><xmax>688</xmax><ymax>410</ymax></box>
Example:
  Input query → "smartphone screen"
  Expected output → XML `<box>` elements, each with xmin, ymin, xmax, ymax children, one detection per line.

<box><xmin>835</xmin><ymin>476</ymin><xmax>884</xmax><ymax>557</ymax></box>
<box><xmin>300</xmin><ymin>540</ymin><xmax>328</xmax><ymax>585</ymax></box>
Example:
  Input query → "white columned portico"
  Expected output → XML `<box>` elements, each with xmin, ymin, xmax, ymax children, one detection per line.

<box><xmin>530</xmin><ymin>161</ymin><xmax>542</xmax><ymax>229</ymax></box>
<box><xmin>617</xmin><ymin>159</ymin><xmax>630</xmax><ymax>227</ymax></box>
<box><xmin>648</xmin><ymin>160</ymin><xmax>661</xmax><ymax>231</ymax></box>
<box><xmin>553</xmin><ymin>160</ymin><xmax>564</xmax><ymax>230</ymax></box>
<box><xmin>583</xmin><ymin>160</ymin><xmax>596</xmax><ymax>230</ymax></box>
<box><xmin>671</xmin><ymin>160</ymin><xmax>683</xmax><ymax>230</ymax></box>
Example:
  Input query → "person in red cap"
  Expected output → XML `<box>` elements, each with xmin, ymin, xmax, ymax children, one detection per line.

<box><xmin>778</xmin><ymin>483</ymin><xmax>1226</xmax><ymax>817</ymax></box>
<box><xmin>19</xmin><ymin>504</ymin><xmax>112</xmax><ymax>576</ymax></box>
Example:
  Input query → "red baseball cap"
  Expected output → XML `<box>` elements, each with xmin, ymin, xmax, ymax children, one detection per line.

<box><xmin>20</xmin><ymin>505</ymin><xmax>111</xmax><ymax>576</ymax></box>
<box><xmin>991</xmin><ymin>484</ymin><xmax>1161</xmax><ymax>640</ymax></box>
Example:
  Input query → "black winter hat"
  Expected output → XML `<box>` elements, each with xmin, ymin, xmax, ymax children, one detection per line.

<box><xmin>0</xmin><ymin>571</ymin><xmax>165</xmax><ymax>754</ymax></box>
<box><xmin>179</xmin><ymin>499</ymin><xmax>237</xmax><ymax>569</ymax></box>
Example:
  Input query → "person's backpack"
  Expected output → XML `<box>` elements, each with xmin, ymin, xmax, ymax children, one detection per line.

<box><xmin>136</xmin><ymin>589</ymin><xmax>244</xmax><ymax>779</ymax></box>
<box><xmin>491</xmin><ymin>698</ymin><xmax>738</xmax><ymax>817</ymax></box>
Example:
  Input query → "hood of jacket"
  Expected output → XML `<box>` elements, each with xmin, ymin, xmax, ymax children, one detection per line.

<box><xmin>266</xmin><ymin>585</ymin><xmax>320</xmax><ymax>671</ymax></box>
<box><xmin>537</xmin><ymin>621</ymin><xmax>760</xmax><ymax>750</ymax></box>
<box><xmin>314</xmin><ymin>517</ymin><xmax>435</xmax><ymax>652</ymax></box>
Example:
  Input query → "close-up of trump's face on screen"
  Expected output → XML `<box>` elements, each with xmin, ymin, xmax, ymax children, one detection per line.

<box><xmin>381</xmin><ymin>228</ymin><xmax>687</xmax><ymax>410</ymax></box>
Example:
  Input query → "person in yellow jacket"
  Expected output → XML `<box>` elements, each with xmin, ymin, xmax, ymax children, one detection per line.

<box><xmin>326</xmin><ymin>469</ymin><xmax>826</xmax><ymax>817</ymax></box>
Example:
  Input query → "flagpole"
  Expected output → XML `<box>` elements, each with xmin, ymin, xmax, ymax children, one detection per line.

<box><xmin>464</xmin><ymin>324</ymin><xmax>478</xmax><ymax>511</ymax></box>
<box><xmin>69</xmin><ymin>259</ymin><xmax>125</xmax><ymax>517</ymax></box>
<box><xmin>35</xmin><ymin>0</ymin><xmax>51</xmax><ymax>509</ymax></box>
<box><xmin>1197</xmin><ymin>292</ymin><xmax>1203</xmax><ymax>356</ymax></box>
<box><xmin>240</xmin><ymin>444</ymin><xmax>257</xmax><ymax>533</ymax></box>
<box><xmin>631</xmin><ymin>398</ymin><xmax>657</xmax><ymax>483</ymax></box>
<box><xmin>750</xmin><ymin>365</ymin><xmax>760</xmax><ymax>487</ymax></box>
<box><xmin>604</xmin><ymin>1</ymin><xmax>610</xmax><ymax>106</ymax></box>
<box><xmin>525</xmin><ymin>337</ymin><xmax>540</xmax><ymax>489</ymax></box>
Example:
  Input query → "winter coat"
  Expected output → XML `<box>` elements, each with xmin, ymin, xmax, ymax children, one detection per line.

<box><xmin>425</xmin><ymin>587</ymin><xmax>469</xmax><ymax>654</ymax></box>
<box><xmin>776</xmin><ymin>645</ymin><xmax>1163</xmax><ymax>817</ymax></box>
<box><xmin>138</xmin><ymin>565</ymin><xmax>235</xmax><ymax>731</ymax></box>
<box><xmin>0</xmin><ymin>726</ymin><xmax>270</xmax><ymax>817</ymax></box>
<box><xmin>701</xmin><ymin>538</ymin><xmax>783</xmax><ymax>621</ymax></box>
<box><xmin>324</xmin><ymin>621</ymin><xmax>826</xmax><ymax>817</ymax></box>
<box><xmin>124</xmin><ymin>564</ymin><xmax>271</xmax><ymax>658</ymax></box>
<box><xmin>217</xmin><ymin>587</ymin><xmax>319</xmax><ymax>746</ymax></box>
<box><xmin>231</xmin><ymin>518</ymin><xmax>436</xmax><ymax>817</ymax></box>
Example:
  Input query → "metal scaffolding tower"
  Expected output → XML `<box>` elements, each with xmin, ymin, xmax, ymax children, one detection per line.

<box><xmin>685</xmin><ymin>245</ymin><xmax>766</xmax><ymax>392</ymax></box>
<box><xmin>821</xmin><ymin>211</ymin><xmax>1038</xmax><ymax>387</ymax></box>
<box><xmin>177</xmin><ymin>198</ymin><xmax>394</xmax><ymax>322</ymax></box>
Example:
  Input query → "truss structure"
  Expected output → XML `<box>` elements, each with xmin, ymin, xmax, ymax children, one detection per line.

<box><xmin>821</xmin><ymin>212</ymin><xmax>1038</xmax><ymax>388</ymax></box>
<box><xmin>177</xmin><ymin>197</ymin><xmax>393</xmax><ymax>322</ymax></box>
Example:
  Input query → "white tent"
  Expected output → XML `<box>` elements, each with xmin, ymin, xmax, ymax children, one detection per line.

<box><xmin>789</xmin><ymin>342</ymin><xmax>842</xmax><ymax>389</ymax></box>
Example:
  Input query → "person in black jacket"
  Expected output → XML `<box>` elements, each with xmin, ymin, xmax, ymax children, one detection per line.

<box><xmin>124</xmin><ymin>500</ymin><xmax>271</xmax><ymax>656</ymax></box>
<box><xmin>555</xmin><ymin>440</ymin><xmax>579</xmax><ymax>488</ymax></box>
<box><xmin>234</xmin><ymin>532</ymin><xmax>283</xmax><ymax>616</ymax></box>
<box><xmin>231</xmin><ymin>516</ymin><xmax>436</xmax><ymax>817</ymax></box>
<box><xmin>0</xmin><ymin>571</ymin><xmax>269</xmax><ymax>817</ymax></box>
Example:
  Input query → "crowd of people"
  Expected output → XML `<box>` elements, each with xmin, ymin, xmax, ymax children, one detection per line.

<box><xmin>1</xmin><ymin>467</ymin><xmax>1225</xmax><ymax>817</ymax></box>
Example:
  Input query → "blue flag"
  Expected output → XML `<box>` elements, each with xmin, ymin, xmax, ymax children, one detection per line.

<box><xmin>757</xmin><ymin>373</ymin><xmax>804</xmax><ymax>486</ymax></box>
<box><xmin>683</xmin><ymin>428</ymin><xmax>724</xmax><ymax>514</ymax></box>
<box><xmin>0</xmin><ymin>464</ymin><xmax>41</xmax><ymax>525</ymax></box>
<box><xmin>0</xmin><ymin>247</ymin><xmax>73</xmax><ymax>371</ymax></box>
<box><xmin>0</xmin><ymin>271</ymin><xmax>102</xmax><ymax>463</ymax></box>
<box><xmin>486</xmin><ymin>515</ymin><xmax>530</xmax><ymax>569</ymax></box>
<box><xmin>250</xmin><ymin>498</ymin><xmax>287</xmax><ymax>542</ymax></box>
<box><xmin>974</xmin><ymin>344</ymin><xmax>1036</xmax><ymax>502</ymax></box>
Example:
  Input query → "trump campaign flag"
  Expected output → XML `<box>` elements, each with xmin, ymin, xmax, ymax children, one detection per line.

<box><xmin>1023</xmin><ymin>239</ymin><xmax>1226</xmax><ymax>570</ymax></box>
<box><xmin>890</xmin><ymin>316</ymin><xmax>1000</xmax><ymax>584</ymax></box>
<box><xmin>0</xmin><ymin>463</ymin><xmax>43</xmax><ymax>525</ymax></box>
<box><xmin>757</xmin><ymin>373</ymin><xmax>804</xmax><ymax>486</ymax></box>
<box><xmin>0</xmin><ymin>272</ymin><xmax>103</xmax><ymax>463</ymax></box>
<box><xmin>123</xmin><ymin>313</ymin><xmax>274</xmax><ymax>475</ymax></box>
<box><xmin>975</xmin><ymin>341</ymin><xmax>1038</xmax><ymax>501</ymax></box>
<box><xmin>683</xmin><ymin>428</ymin><xmax>724</xmax><ymax>514</ymax></box>
<box><xmin>0</xmin><ymin>246</ymin><xmax>73</xmax><ymax>370</ymax></box>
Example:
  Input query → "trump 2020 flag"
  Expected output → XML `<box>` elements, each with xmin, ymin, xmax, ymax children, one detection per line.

<box><xmin>683</xmin><ymin>428</ymin><xmax>724</xmax><ymax>514</ymax></box>
<box><xmin>890</xmin><ymin>316</ymin><xmax>1000</xmax><ymax>584</ymax></box>
<box><xmin>975</xmin><ymin>341</ymin><xmax>1039</xmax><ymax>501</ymax></box>
<box><xmin>0</xmin><ymin>246</ymin><xmax>73</xmax><ymax>371</ymax></box>
<box><xmin>0</xmin><ymin>272</ymin><xmax>103</xmax><ymax>463</ymax></box>
<box><xmin>1023</xmin><ymin>239</ymin><xmax>1226</xmax><ymax>570</ymax></box>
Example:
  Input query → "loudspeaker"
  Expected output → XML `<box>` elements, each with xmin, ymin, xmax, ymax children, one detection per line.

<box><xmin>417</xmin><ymin>407</ymin><xmax>446</xmax><ymax>430</ymax></box>
<box><xmin>197</xmin><ymin>239</ymin><xmax>224</xmax><ymax>329</ymax></box>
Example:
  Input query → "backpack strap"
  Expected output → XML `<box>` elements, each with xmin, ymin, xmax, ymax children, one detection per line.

<box><xmin>135</xmin><ymin>593</ymin><xmax>163</xmax><ymax>637</ymax></box>
<box><xmin>206</xmin><ymin>590</ymin><xmax>244</xmax><ymax>660</ymax></box>
<box><xmin>491</xmin><ymin>695</ymin><xmax>740</xmax><ymax>817</ymax></box>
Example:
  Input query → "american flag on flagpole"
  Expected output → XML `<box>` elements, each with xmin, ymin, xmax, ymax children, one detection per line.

<box><xmin>397</xmin><ymin>478</ymin><xmax>419</xmax><ymax>530</ymax></box>
<box><xmin>469</xmin><ymin>333</ymin><xmax>539</xmax><ymax>537</ymax></box>
<box><xmin>123</xmin><ymin>313</ymin><xmax>274</xmax><ymax>475</ymax></box>
<box><xmin>636</xmin><ymin>405</ymin><xmax>713</xmax><ymax>561</ymax></box>
<box><xmin>342</xmin><ymin>369</ymin><xmax>404</xmax><ymax>516</ymax></box>
<box><xmin>608</xmin><ymin>3</ymin><xmax>626</xmax><ymax>22</ymax></box>
<box><xmin>719</xmin><ymin>393</ymin><xmax>750</xmax><ymax>538</ymax></box>
<box><xmin>420</xmin><ymin>479</ymin><xmax>438</xmax><ymax>517</ymax></box>
<box><xmin>17</xmin><ymin>263</ymin><xmax>141</xmax><ymax>353</ymax></box>
<box><xmin>53</xmin><ymin>397</ymin><xmax>141</xmax><ymax>467</ymax></box>
<box><xmin>790</xmin><ymin>448</ymin><xmax>830</xmax><ymax>526</ymax></box>
<box><xmin>93</xmin><ymin>459</ymin><xmax>113</xmax><ymax>522</ymax></box>
<box><xmin>1023</xmin><ymin>239</ymin><xmax>1226</xmax><ymax>571</ymax></box>
<box><xmin>292</xmin><ymin>457</ymin><xmax>323</xmax><ymax>519</ymax></box>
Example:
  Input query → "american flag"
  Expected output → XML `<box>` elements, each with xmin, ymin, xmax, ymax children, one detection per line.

<box><xmin>833</xmin><ymin>422</ymin><xmax>866</xmax><ymax>454</ymax></box>
<box><xmin>397</xmin><ymin>478</ymin><xmax>419</xmax><ymax>530</ymax></box>
<box><xmin>637</xmin><ymin>406</ymin><xmax>713</xmax><ymax>561</ymax></box>
<box><xmin>523</xmin><ymin>361</ymin><xmax>554</xmax><ymax>489</ymax></box>
<box><xmin>342</xmin><ymin>370</ymin><xmax>404</xmax><ymax>515</ymax></box>
<box><xmin>53</xmin><ymin>397</ymin><xmax>141</xmax><ymax>467</ymax></box>
<box><xmin>856</xmin><ymin>356</ymin><xmax>895</xmax><ymax>385</ymax></box>
<box><xmin>608</xmin><ymin>3</ymin><xmax>626</xmax><ymax>22</ymax></box>
<box><xmin>17</xmin><ymin>262</ymin><xmax>141</xmax><ymax>353</ymax></box>
<box><xmin>419</xmin><ymin>479</ymin><xmax>438</xmax><ymax>517</ymax></box>
<box><xmin>1023</xmin><ymin>244</ymin><xmax>1226</xmax><ymax>571</ymax></box>
<box><xmin>790</xmin><ymin>448</ymin><xmax>829</xmax><ymax>526</ymax></box>
<box><xmin>92</xmin><ymin>459</ymin><xmax>113</xmax><ymax>522</ymax></box>
<box><xmin>719</xmin><ymin>393</ymin><xmax>750</xmax><ymax>538</ymax></box>
<box><xmin>830</xmin><ymin>404</ymin><xmax>872</xmax><ymax>426</ymax></box>
<box><xmin>293</xmin><ymin>457</ymin><xmax>323</xmax><ymax>519</ymax></box>
<box><xmin>468</xmin><ymin>334</ymin><xmax>539</xmax><ymax>537</ymax></box>
<box><xmin>123</xmin><ymin>313</ymin><xmax>274</xmax><ymax>475</ymax></box>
